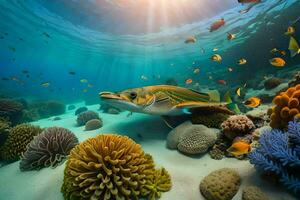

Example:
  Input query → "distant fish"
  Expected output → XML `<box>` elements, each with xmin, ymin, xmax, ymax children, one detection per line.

<box><xmin>69</xmin><ymin>71</ymin><xmax>76</xmax><ymax>75</ymax></box>
<box><xmin>88</xmin><ymin>84</ymin><xmax>93</xmax><ymax>88</ymax></box>
<box><xmin>208</xmin><ymin>76</ymin><xmax>213</xmax><ymax>80</ymax></box>
<box><xmin>270</xmin><ymin>48</ymin><xmax>279</xmax><ymax>53</ymax></box>
<box><xmin>217</xmin><ymin>80</ymin><xmax>226</xmax><ymax>85</ymax></box>
<box><xmin>236</xmin><ymin>87</ymin><xmax>241</xmax><ymax>96</ymax></box>
<box><xmin>80</xmin><ymin>79</ymin><xmax>88</xmax><ymax>83</ymax></box>
<box><xmin>8</xmin><ymin>46</ymin><xmax>16</xmax><ymax>52</ymax></box>
<box><xmin>43</xmin><ymin>32</ymin><xmax>51</xmax><ymax>38</ymax></box>
<box><xmin>193</xmin><ymin>68</ymin><xmax>200</xmax><ymax>74</ymax></box>
<box><xmin>83</xmin><ymin>89</ymin><xmax>88</xmax><ymax>93</ymax></box>
<box><xmin>227</xmin><ymin>33</ymin><xmax>236</xmax><ymax>40</ymax></box>
<box><xmin>211</xmin><ymin>54</ymin><xmax>222</xmax><ymax>62</ymax></box>
<box><xmin>141</xmin><ymin>75</ymin><xmax>148</xmax><ymax>80</ymax></box>
<box><xmin>200</xmin><ymin>48</ymin><xmax>205</xmax><ymax>54</ymax></box>
<box><xmin>244</xmin><ymin>97</ymin><xmax>261</xmax><ymax>108</ymax></box>
<box><xmin>22</xmin><ymin>70</ymin><xmax>29</xmax><ymax>74</ymax></box>
<box><xmin>228</xmin><ymin>67</ymin><xmax>233</xmax><ymax>72</ymax></box>
<box><xmin>210</xmin><ymin>18</ymin><xmax>225</xmax><ymax>32</ymax></box>
<box><xmin>185</xmin><ymin>36</ymin><xmax>197</xmax><ymax>44</ymax></box>
<box><xmin>237</xmin><ymin>58</ymin><xmax>247</xmax><ymax>65</ymax></box>
<box><xmin>185</xmin><ymin>78</ymin><xmax>193</xmax><ymax>84</ymax></box>
<box><xmin>1</xmin><ymin>77</ymin><xmax>9</xmax><ymax>81</ymax></box>
<box><xmin>227</xmin><ymin>140</ymin><xmax>251</xmax><ymax>157</ymax></box>
<box><xmin>285</xmin><ymin>26</ymin><xmax>295</xmax><ymax>36</ymax></box>
<box><xmin>10</xmin><ymin>76</ymin><xmax>19</xmax><ymax>81</ymax></box>
<box><xmin>213</xmin><ymin>48</ymin><xmax>219</xmax><ymax>52</ymax></box>
<box><xmin>288</xmin><ymin>36</ymin><xmax>300</xmax><ymax>57</ymax></box>
<box><xmin>41</xmin><ymin>82</ymin><xmax>50</xmax><ymax>87</ymax></box>
<box><xmin>269</xmin><ymin>57</ymin><xmax>286</xmax><ymax>67</ymax></box>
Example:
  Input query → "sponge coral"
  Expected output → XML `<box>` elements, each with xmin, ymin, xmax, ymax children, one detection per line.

<box><xmin>61</xmin><ymin>134</ymin><xmax>171</xmax><ymax>200</ymax></box>
<box><xmin>268</xmin><ymin>84</ymin><xmax>300</xmax><ymax>129</ymax></box>
<box><xmin>0</xmin><ymin>124</ymin><xmax>43</xmax><ymax>161</ymax></box>
<box><xmin>76</xmin><ymin>110</ymin><xmax>100</xmax><ymax>126</ymax></box>
<box><xmin>20</xmin><ymin>127</ymin><xmax>78</xmax><ymax>171</ymax></box>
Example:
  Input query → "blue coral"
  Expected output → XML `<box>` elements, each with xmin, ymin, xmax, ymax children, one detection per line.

<box><xmin>249</xmin><ymin>120</ymin><xmax>300</xmax><ymax>194</ymax></box>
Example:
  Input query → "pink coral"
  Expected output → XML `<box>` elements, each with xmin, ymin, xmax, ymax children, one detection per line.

<box><xmin>221</xmin><ymin>115</ymin><xmax>255</xmax><ymax>140</ymax></box>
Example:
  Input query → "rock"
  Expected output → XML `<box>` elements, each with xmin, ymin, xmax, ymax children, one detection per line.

<box><xmin>242</xmin><ymin>186</ymin><xmax>268</xmax><ymax>200</ymax></box>
<box><xmin>85</xmin><ymin>119</ymin><xmax>103</xmax><ymax>131</ymax></box>
<box><xmin>264</xmin><ymin>77</ymin><xmax>282</xmax><ymax>90</ymax></box>
<box><xmin>200</xmin><ymin>168</ymin><xmax>241</xmax><ymax>200</ymax></box>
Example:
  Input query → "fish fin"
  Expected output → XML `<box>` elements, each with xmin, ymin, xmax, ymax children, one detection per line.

<box><xmin>188</xmin><ymin>89</ymin><xmax>211</xmax><ymax>101</ymax></box>
<box><xmin>207</xmin><ymin>90</ymin><xmax>220</xmax><ymax>102</ymax></box>
<box><xmin>224</xmin><ymin>91</ymin><xmax>233</xmax><ymax>103</ymax></box>
<box><xmin>289</xmin><ymin>36</ymin><xmax>300</xmax><ymax>57</ymax></box>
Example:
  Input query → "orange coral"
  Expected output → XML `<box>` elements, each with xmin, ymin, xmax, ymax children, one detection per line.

<box><xmin>269</xmin><ymin>84</ymin><xmax>300</xmax><ymax>129</ymax></box>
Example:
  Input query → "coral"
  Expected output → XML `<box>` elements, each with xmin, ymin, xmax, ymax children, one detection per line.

<box><xmin>209</xmin><ymin>147</ymin><xmax>225</xmax><ymax>160</ymax></box>
<box><xmin>44</xmin><ymin>101</ymin><xmax>66</xmax><ymax>116</ymax></box>
<box><xmin>0</xmin><ymin>98</ymin><xmax>24</xmax><ymax>125</ymax></box>
<box><xmin>264</xmin><ymin>77</ymin><xmax>282</xmax><ymax>90</ymax></box>
<box><xmin>249</xmin><ymin>120</ymin><xmax>300</xmax><ymax>194</ymax></box>
<box><xmin>85</xmin><ymin>119</ymin><xmax>103</xmax><ymax>131</ymax></box>
<box><xmin>221</xmin><ymin>115</ymin><xmax>255</xmax><ymax>140</ymax></box>
<box><xmin>76</xmin><ymin>110</ymin><xmax>100</xmax><ymax>126</ymax></box>
<box><xmin>0</xmin><ymin>124</ymin><xmax>43</xmax><ymax>161</ymax></box>
<box><xmin>61</xmin><ymin>134</ymin><xmax>171</xmax><ymax>200</ymax></box>
<box><xmin>246</xmin><ymin>105</ymin><xmax>271</xmax><ymax>128</ymax></box>
<box><xmin>289</xmin><ymin>71</ymin><xmax>300</xmax><ymax>87</ymax></box>
<box><xmin>191</xmin><ymin>113</ymin><xmax>229</xmax><ymax>128</ymax></box>
<box><xmin>167</xmin><ymin>121</ymin><xmax>217</xmax><ymax>155</ymax></box>
<box><xmin>74</xmin><ymin>107</ymin><xmax>88</xmax><ymax>115</ymax></box>
<box><xmin>199</xmin><ymin>168</ymin><xmax>241</xmax><ymax>200</ymax></box>
<box><xmin>22</xmin><ymin>109</ymin><xmax>40</xmax><ymax>122</ymax></box>
<box><xmin>268</xmin><ymin>84</ymin><xmax>300</xmax><ymax>129</ymax></box>
<box><xmin>0</xmin><ymin>118</ymin><xmax>11</xmax><ymax>147</ymax></box>
<box><xmin>19</xmin><ymin>127</ymin><xmax>78</xmax><ymax>171</ymax></box>
<box><xmin>99</xmin><ymin>103</ymin><xmax>121</xmax><ymax>114</ymax></box>
<box><xmin>67</xmin><ymin>105</ymin><xmax>76</xmax><ymax>110</ymax></box>
<box><xmin>242</xmin><ymin>186</ymin><xmax>269</xmax><ymax>200</ymax></box>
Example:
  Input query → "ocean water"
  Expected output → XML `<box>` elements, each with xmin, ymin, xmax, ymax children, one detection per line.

<box><xmin>0</xmin><ymin>0</ymin><xmax>300</xmax><ymax>200</ymax></box>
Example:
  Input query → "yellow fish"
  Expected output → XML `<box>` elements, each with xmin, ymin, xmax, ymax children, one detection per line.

<box><xmin>269</xmin><ymin>57</ymin><xmax>286</xmax><ymax>67</ymax></box>
<box><xmin>244</xmin><ymin>96</ymin><xmax>261</xmax><ymax>108</ymax></box>
<box><xmin>236</xmin><ymin>87</ymin><xmax>241</xmax><ymax>97</ymax></box>
<box><xmin>185</xmin><ymin>36</ymin><xmax>197</xmax><ymax>44</ymax></box>
<box><xmin>285</xmin><ymin>26</ymin><xmax>295</xmax><ymax>35</ymax></box>
<box><xmin>288</xmin><ymin>36</ymin><xmax>300</xmax><ymax>57</ymax></box>
<box><xmin>41</xmin><ymin>82</ymin><xmax>50</xmax><ymax>87</ymax></box>
<box><xmin>80</xmin><ymin>79</ymin><xmax>88</xmax><ymax>83</ymax></box>
<box><xmin>227</xmin><ymin>140</ymin><xmax>251</xmax><ymax>156</ymax></box>
<box><xmin>227</xmin><ymin>32</ymin><xmax>236</xmax><ymax>40</ymax></box>
<box><xmin>237</xmin><ymin>58</ymin><xmax>247</xmax><ymax>65</ymax></box>
<box><xmin>211</xmin><ymin>54</ymin><xmax>222</xmax><ymax>62</ymax></box>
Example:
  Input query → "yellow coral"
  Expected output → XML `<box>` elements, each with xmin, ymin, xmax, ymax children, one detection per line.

<box><xmin>61</xmin><ymin>134</ymin><xmax>171</xmax><ymax>200</ymax></box>
<box><xmin>269</xmin><ymin>84</ymin><xmax>300</xmax><ymax>129</ymax></box>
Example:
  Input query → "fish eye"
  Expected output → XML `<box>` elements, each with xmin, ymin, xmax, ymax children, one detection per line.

<box><xmin>129</xmin><ymin>91</ymin><xmax>137</xmax><ymax>99</ymax></box>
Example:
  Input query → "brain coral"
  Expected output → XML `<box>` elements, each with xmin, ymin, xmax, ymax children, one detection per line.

<box><xmin>76</xmin><ymin>110</ymin><xmax>100</xmax><ymax>126</ymax></box>
<box><xmin>61</xmin><ymin>134</ymin><xmax>171</xmax><ymax>200</ymax></box>
<box><xmin>268</xmin><ymin>84</ymin><xmax>300</xmax><ymax>129</ymax></box>
<box><xmin>20</xmin><ymin>127</ymin><xmax>78</xmax><ymax>171</ymax></box>
<box><xmin>0</xmin><ymin>124</ymin><xmax>43</xmax><ymax>161</ymax></box>
<box><xmin>0</xmin><ymin>98</ymin><xmax>24</xmax><ymax>125</ymax></box>
<box><xmin>191</xmin><ymin>113</ymin><xmax>229</xmax><ymax>128</ymax></box>
<box><xmin>221</xmin><ymin>115</ymin><xmax>255</xmax><ymax>140</ymax></box>
<box><xmin>200</xmin><ymin>168</ymin><xmax>241</xmax><ymax>200</ymax></box>
<box><xmin>85</xmin><ymin>119</ymin><xmax>103</xmax><ymax>131</ymax></box>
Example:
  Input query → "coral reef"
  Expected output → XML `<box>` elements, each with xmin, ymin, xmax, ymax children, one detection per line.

<box><xmin>246</xmin><ymin>105</ymin><xmax>271</xmax><ymax>128</ymax></box>
<box><xmin>0</xmin><ymin>98</ymin><xmax>24</xmax><ymax>125</ymax></box>
<box><xmin>167</xmin><ymin>121</ymin><xmax>217</xmax><ymax>155</ymax></box>
<box><xmin>264</xmin><ymin>77</ymin><xmax>282</xmax><ymax>90</ymax></box>
<box><xmin>221</xmin><ymin>115</ymin><xmax>255</xmax><ymax>140</ymax></box>
<box><xmin>199</xmin><ymin>168</ymin><xmax>241</xmax><ymax>200</ymax></box>
<box><xmin>289</xmin><ymin>71</ymin><xmax>300</xmax><ymax>87</ymax></box>
<box><xmin>43</xmin><ymin>101</ymin><xmax>66</xmax><ymax>116</ymax></box>
<box><xmin>76</xmin><ymin>110</ymin><xmax>100</xmax><ymax>126</ymax></box>
<box><xmin>19</xmin><ymin>127</ymin><xmax>78</xmax><ymax>171</ymax></box>
<box><xmin>61</xmin><ymin>134</ymin><xmax>171</xmax><ymax>200</ymax></box>
<box><xmin>191</xmin><ymin>113</ymin><xmax>229</xmax><ymax>128</ymax></box>
<box><xmin>242</xmin><ymin>186</ymin><xmax>268</xmax><ymax>200</ymax></box>
<box><xmin>268</xmin><ymin>84</ymin><xmax>300</xmax><ymax>129</ymax></box>
<box><xmin>249</xmin><ymin>120</ymin><xmax>300</xmax><ymax>194</ymax></box>
<box><xmin>209</xmin><ymin>147</ymin><xmax>225</xmax><ymax>160</ymax></box>
<box><xmin>22</xmin><ymin>109</ymin><xmax>40</xmax><ymax>122</ymax></box>
<box><xmin>0</xmin><ymin>124</ymin><xmax>43</xmax><ymax>161</ymax></box>
<box><xmin>67</xmin><ymin>105</ymin><xmax>76</xmax><ymax>110</ymax></box>
<box><xmin>84</xmin><ymin>119</ymin><xmax>103</xmax><ymax>131</ymax></box>
<box><xmin>0</xmin><ymin>117</ymin><xmax>11</xmax><ymax>147</ymax></box>
<box><xmin>74</xmin><ymin>107</ymin><xmax>88</xmax><ymax>115</ymax></box>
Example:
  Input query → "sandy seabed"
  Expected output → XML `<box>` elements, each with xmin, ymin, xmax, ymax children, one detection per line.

<box><xmin>0</xmin><ymin>102</ymin><xmax>296</xmax><ymax>200</ymax></box>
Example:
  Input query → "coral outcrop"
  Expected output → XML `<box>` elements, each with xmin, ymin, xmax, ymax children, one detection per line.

<box><xmin>19</xmin><ymin>127</ymin><xmax>78</xmax><ymax>171</ymax></box>
<box><xmin>242</xmin><ymin>186</ymin><xmax>268</xmax><ymax>200</ymax></box>
<box><xmin>221</xmin><ymin>115</ymin><xmax>255</xmax><ymax>140</ymax></box>
<box><xmin>74</xmin><ymin>107</ymin><xmax>88</xmax><ymax>115</ymax></box>
<box><xmin>0</xmin><ymin>98</ymin><xmax>24</xmax><ymax>125</ymax></box>
<box><xmin>0</xmin><ymin>117</ymin><xmax>11</xmax><ymax>147</ymax></box>
<box><xmin>268</xmin><ymin>84</ymin><xmax>300</xmax><ymax>129</ymax></box>
<box><xmin>199</xmin><ymin>168</ymin><xmax>241</xmax><ymax>200</ymax></box>
<box><xmin>249</xmin><ymin>120</ymin><xmax>300</xmax><ymax>194</ymax></box>
<box><xmin>76</xmin><ymin>110</ymin><xmax>100</xmax><ymax>126</ymax></box>
<box><xmin>85</xmin><ymin>119</ymin><xmax>103</xmax><ymax>131</ymax></box>
<box><xmin>61</xmin><ymin>134</ymin><xmax>171</xmax><ymax>200</ymax></box>
<box><xmin>0</xmin><ymin>124</ymin><xmax>43</xmax><ymax>161</ymax></box>
<box><xmin>264</xmin><ymin>77</ymin><xmax>282</xmax><ymax>90</ymax></box>
<box><xmin>191</xmin><ymin>113</ymin><xmax>229</xmax><ymax>128</ymax></box>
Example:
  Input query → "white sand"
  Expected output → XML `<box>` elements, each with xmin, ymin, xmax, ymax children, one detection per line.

<box><xmin>0</xmin><ymin>102</ymin><xmax>296</xmax><ymax>200</ymax></box>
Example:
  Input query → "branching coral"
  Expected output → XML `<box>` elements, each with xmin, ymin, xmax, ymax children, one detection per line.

<box><xmin>61</xmin><ymin>134</ymin><xmax>171</xmax><ymax>200</ymax></box>
<box><xmin>20</xmin><ymin>127</ymin><xmax>79</xmax><ymax>171</ymax></box>
<box><xmin>76</xmin><ymin>110</ymin><xmax>100</xmax><ymax>126</ymax></box>
<box><xmin>0</xmin><ymin>98</ymin><xmax>24</xmax><ymax>125</ymax></box>
<box><xmin>0</xmin><ymin>124</ymin><xmax>43</xmax><ymax>161</ymax></box>
<box><xmin>249</xmin><ymin>120</ymin><xmax>300</xmax><ymax>194</ymax></box>
<box><xmin>268</xmin><ymin>84</ymin><xmax>300</xmax><ymax>129</ymax></box>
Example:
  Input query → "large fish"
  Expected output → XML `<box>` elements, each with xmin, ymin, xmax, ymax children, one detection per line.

<box><xmin>100</xmin><ymin>85</ymin><xmax>234</xmax><ymax>116</ymax></box>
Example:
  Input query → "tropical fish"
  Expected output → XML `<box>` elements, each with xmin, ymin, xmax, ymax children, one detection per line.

<box><xmin>228</xmin><ymin>67</ymin><xmax>233</xmax><ymax>72</ymax></box>
<box><xmin>1</xmin><ymin>77</ymin><xmax>9</xmax><ymax>81</ymax></box>
<box><xmin>236</xmin><ymin>87</ymin><xmax>241</xmax><ymax>96</ymax></box>
<box><xmin>193</xmin><ymin>68</ymin><xmax>200</xmax><ymax>74</ymax></box>
<box><xmin>41</xmin><ymin>82</ymin><xmax>50</xmax><ymax>87</ymax></box>
<box><xmin>185</xmin><ymin>79</ymin><xmax>193</xmax><ymax>84</ymax></box>
<box><xmin>10</xmin><ymin>76</ymin><xmax>19</xmax><ymax>81</ymax></box>
<box><xmin>279</xmin><ymin>50</ymin><xmax>286</xmax><ymax>56</ymax></box>
<box><xmin>99</xmin><ymin>85</ymin><xmax>233</xmax><ymax>116</ymax></box>
<box><xmin>83</xmin><ymin>89</ymin><xmax>88</xmax><ymax>93</ymax></box>
<box><xmin>285</xmin><ymin>26</ymin><xmax>295</xmax><ymax>35</ymax></box>
<box><xmin>69</xmin><ymin>71</ymin><xmax>76</xmax><ymax>75</ymax></box>
<box><xmin>237</xmin><ymin>58</ymin><xmax>247</xmax><ymax>65</ymax></box>
<box><xmin>218</xmin><ymin>80</ymin><xmax>226</xmax><ymax>85</ymax></box>
<box><xmin>227</xmin><ymin>33</ymin><xmax>236</xmax><ymax>40</ymax></box>
<box><xmin>210</xmin><ymin>18</ymin><xmax>225</xmax><ymax>32</ymax></box>
<box><xmin>227</xmin><ymin>140</ymin><xmax>251</xmax><ymax>157</ymax></box>
<box><xmin>288</xmin><ymin>36</ymin><xmax>300</xmax><ymax>57</ymax></box>
<box><xmin>211</xmin><ymin>54</ymin><xmax>222</xmax><ymax>62</ymax></box>
<box><xmin>185</xmin><ymin>36</ymin><xmax>196</xmax><ymax>44</ymax></box>
<box><xmin>80</xmin><ymin>79</ymin><xmax>88</xmax><ymax>83</ymax></box>
<box><xmin>213</xmin><ymin>48</ymin><xmax>219</xmax><ymax>52</ymax></box>
<box><xmin>269</xmin><ymin>57</ymin><xmax>286</xmax><ymax>67</ymax></box>
<box><xmin>244</xmin><ymin>97</ymin><xmax>261</xmax><ymax>108</ymax></box>
<box><xmin>208</xmin><ymin>76</ymin><xmax>213</xmax><ymax>80</ymax></box>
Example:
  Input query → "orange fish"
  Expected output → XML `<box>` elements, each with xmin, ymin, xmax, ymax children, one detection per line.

<box><xmin>269</xmin><ymin>57</ymin><xmax>286</xmax><ymax>67</ymax></box>
<box><xmin>227</xmin><ymin>140</ymin><xmax>251</xmax><ymax>156</ymax></box>
<box><xmin>185</xmin><ymin>79</ymin><xmax>193</xmax><ymax>84</ymax></box>
<box><xmin>210</xmin><ymin>18</ymin><xmax>225</xmax><ymax>32</ymax></box>
<box><xmin>244</xmin><ymin>96</ymin><xmax>261</xmax><ymax>108</ymax></box>
<box><xmin>217</xmin><ymin>80</ymin><xmax>226</xmax><ymax>85</ymax></box>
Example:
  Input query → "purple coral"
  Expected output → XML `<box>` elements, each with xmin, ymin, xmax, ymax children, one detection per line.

<box><xmin>221</xmin><ymin>115</ymin><xmax>255</xmax><ymax>140</ymax></box>
<box><xmin>19</xmin><ymin>127</ymin><xmax>78</xmax><ymax>171</ymax></box>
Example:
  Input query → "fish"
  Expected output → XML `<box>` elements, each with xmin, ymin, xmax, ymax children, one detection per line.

<box><xmin>69</xmin><ymin>71</ymin><xmax>76</xmax><ymax>75</ymax></box>
<box><xmin>141</xmin><ymin>75</ymin><xmax>148</xmax><ymax>80</ymax></box>
<box><xmin>83</xmin><ymin>89</ymin><xmax>88</xmax><ymax>93</ymax></box>
<box><xmin>227</xmin><ymin>33</ymin><xmax>236</xmax><ymax>40</ymax></box>
<box><xmin>285</xmin><ymin>26</ymin><xmax>295</xmax><ymax>35</ymax></box>
<box><xmin>270</xmin><ymin>48</ymin><xmax>278</xmax><ymax>53</ymax></box>
<box><xmin>185</xmin><ymin>36</ymin><xmax>196</xmax><ymax>44</ymax></box>
<box><xmin>280</xmin><ymin>50</ymin><xmax>286</xmax><ymax>56</ymax></box>
<box><xmin>80</xmin><ymin>79</ymin><xmax>88</xmax><ymax>83</ymax></box>
<box><xmin>237</xmin><ymin>58</ymin><xmax>247</xmax><ymax>65</ymax></box>
<box><xmin>22</xmin><ymin>70</ymin><xmax>29</xmax><ymax>74</ymax></box>
<box><xmin>213</xmin><ymin>48</ymin><xmax>219</xmax><ymax>52</ymax></box>
<box><xmin>88</xmin><ymin>84</ymin><xmax>94</xmax><ymax>88</ymax></box>
<box><xmin>236</xmin><ymin>87</ymin><xmax>241</xmax><ymax>96</ymax></box>
<box><xmin>193</xmin><ymin>68</ymin><xmax>200</xmax><ymax>74</ymax></box>
<box><xmin>227</xmin><ymin>140</ymin><xmax>251</xmax><ymax>157</ymax></box>
<box><xmin>8</xmin><ymin>46</ymin><xmax>16</xmax><ymax>52</ymax></box>
<box><xmin>208</xmin><ymin>76</ymin><xmax>213</xmax><ymax>80</ymax></box>
<box><xmin>269</xmin><ymin>57</ymin><xmax>286</xmax><ymax>67</ymax></box>
<box><xmin>288</xmin><ymin>36</ymin><xmax>300</xmax><ymax>57</ymax></box>
<box><xmin>99</xmin><ymin>85</ymin><xmax>234</xmax><ymax>116</ymax></box>
<box><xmin>10</xmin><ymin>76</ymin><xmax>19</xmax><ymax>81</ymax></box>
<box><xmin>228</xmin><ymin>67</ymin><xmax>233</xmax><ymax>72</ymax></box>
<box><xmin>1</xmin><ymin>77</ymin><xmax>9</xmax><ymax>81</ymax></box>
<box><xmin>43</xmin><ymin>32</ymin><xmax>51</xmax><ymax>38</ymax></box>
<box><xmin>200</xmin><ymin>48</ymin><xmax>205</xmax><ymax>54</ymax></box>
<box><xmin>185</xmin><ymin>79</ymin><xmax>193</xmax><ymax>84</ymax></box>
<box><xmin>41</xmin><ymin>82</ymin><xmax>50</xmax><ymax>87</ymax></box>
<box><xmin>218</xmin><ymin>80</ymin><xmax>226</xmax><ymax>85</ymax></box>
<box><xmin>210</xmin><ymin>18</ymin><xmax>225</xmax><ymax>32</ymax></box>
<box><xmin>211</xmin><ymin>54</ymin><xmax>222</xmax><ymax>62</ymax></box>
<box><xmin>244</xmin><ymin>97</ymin><xmax>261</xmax><ymax>108</ymax></box>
